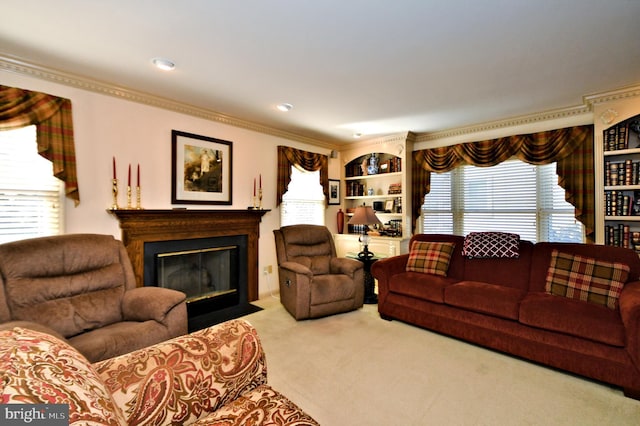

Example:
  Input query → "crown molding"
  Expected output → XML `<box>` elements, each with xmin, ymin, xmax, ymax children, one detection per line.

<box><xmin>414</xmin><ymin>104</ymin><xmax>592</xmax><ymax>143</ymax></box>
<box><xmin>583</xmin><ymin>83</ymin><xmax>640</xmax><ymax>106</ymax></box>
<box><xmin>0</xmin><ymin>54</ymin><xmax>339</xmax><ymax>149</ymax></box>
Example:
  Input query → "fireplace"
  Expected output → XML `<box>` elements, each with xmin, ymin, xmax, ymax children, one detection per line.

<box><xmin>144</xmin><ymin>235</ymin><xmax>247</xmax><ymax>322</ymax></box>
<box><xmin>110</xmin><ymin>209</ymin><xmax>268</xmax><ymax>331</ymax></box>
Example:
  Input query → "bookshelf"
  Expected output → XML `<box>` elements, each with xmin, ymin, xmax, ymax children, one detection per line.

<box><xmin>602</xmin><ymin>114</ymin><xmax>640</xmax><ymax>250</ymax></box>
<box><xmin>334</xmin><ymin>132</ymin><xmax>413</xmax><ymax>258</ymax></box>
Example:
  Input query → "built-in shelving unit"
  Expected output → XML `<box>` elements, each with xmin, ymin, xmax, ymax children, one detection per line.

<box><xmin>334</xmin><ymin>132</ymin><xmax>414</xmax><ymax>258</ymax></box>
<box><xmin>593</xmin><ymin>88</ymin><xmax>640</xmax><ymax>249</ymax></box>
<box><xmin>601</xmin><ymin>117</ymin><xmax>640</xmax><ymax>250</ymax></box>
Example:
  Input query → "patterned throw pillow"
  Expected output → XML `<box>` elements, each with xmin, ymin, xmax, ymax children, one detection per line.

<box><xmin>0</xmin><ymin>327</ymin><xmax>126</xmax><ymax>425</ymax></box>
<box><xmin>406</xmin><ymin>241</ymin><xmax>456</xmax><ymax>276</ymax></box>
<box><xmin>545</xmin><ymin>250</ymin><xmax>629</xmax><ymax>309</ymax></box>
<box><xmin>462</xmin><ymin>232</ymin><xmax>520</xmax><ymax>258</ymax></box>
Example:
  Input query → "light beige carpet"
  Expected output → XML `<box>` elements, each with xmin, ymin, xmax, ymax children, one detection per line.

<box><xmin>246</xmin><ymin>296</ymin><xmax>640</xmax><ymax>425</ymax></box>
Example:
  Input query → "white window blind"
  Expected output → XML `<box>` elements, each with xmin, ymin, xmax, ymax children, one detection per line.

<box><xmin>280</xmin><ymin>166</ymin><xmax>325</xmax><ymax>226</ymax></box>
<box><xmin>422</xmin><ymin>159</ymin><xmax>583</xmax><ymax>243</ymax></box>
<box><xmin>0</xmin><ymin>126</ymin><xmax>64</xmax><ymax>243</ymax></box>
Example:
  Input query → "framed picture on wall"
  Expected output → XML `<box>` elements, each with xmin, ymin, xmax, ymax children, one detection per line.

<box><xmin>329</xmin><ymin>179</ymin><xmax>340</xmax><ymax>205</ymax></box>
<box><xmin>171</xmin><ymin>130</ymin><xmax>233</xmax><ymax>205</ymax></box>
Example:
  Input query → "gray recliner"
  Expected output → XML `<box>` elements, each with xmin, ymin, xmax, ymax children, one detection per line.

<box><xmin>273</xmin><ymin>225</ymin><xmax>364</xmax><ymax>320</ymax></box>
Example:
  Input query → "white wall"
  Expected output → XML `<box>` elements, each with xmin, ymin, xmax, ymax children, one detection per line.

<box><xmin>1</xmin><ymin>70</ymin><xmax>342</xmax><ymax>298</ymax></box>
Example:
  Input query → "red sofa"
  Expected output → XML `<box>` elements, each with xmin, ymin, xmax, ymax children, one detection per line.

<box><xmin>371</xmin><ymin>233</ymin><xmax>640</xmax><ymax>399</ymax></box>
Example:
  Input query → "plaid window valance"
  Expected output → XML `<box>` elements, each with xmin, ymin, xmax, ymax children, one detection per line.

<box><xmin>412</xmin><ymin>125</ymin><xmax>594</xmax><ymax>240</ymax></box>
<box><xmin>277</xmin><ymin>146</ymin><xmax>328</xmax><ymax>206</ymax></box>
<box><xmin>0</xmin><ymin>85</ymin><xmax>79</xmax><ymax>205</ymax></box>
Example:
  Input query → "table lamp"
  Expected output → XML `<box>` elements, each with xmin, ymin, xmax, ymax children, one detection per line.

<box><xmin>348</xmin><ymin>205</ymin><xmax>383</xmax><ymax>259</ymax></box>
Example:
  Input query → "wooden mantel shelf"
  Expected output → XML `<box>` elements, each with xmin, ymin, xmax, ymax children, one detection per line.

<box><xmin>109</xmin><ymin>209</ymin><xmax>269</xmax><ymax>301</ymax></box>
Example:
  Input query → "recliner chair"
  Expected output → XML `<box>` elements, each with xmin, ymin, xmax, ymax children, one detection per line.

<box><xmin>273</xmin><ymin>224</ymin><xmax>364</xmax><ymax>320</ymax></box>
<box><xmin>0</xmin><ymin>233</ymin><xmax>187</xmax><ymax>362</ymax></box>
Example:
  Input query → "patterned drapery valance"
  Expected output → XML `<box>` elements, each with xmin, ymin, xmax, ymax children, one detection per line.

<box><xmin>412</xmin><ymin>125</ymin><xmax>594</xmax><ymax>240</ymax></box>
<box><xmin>277</xmin><ymin>146</ymin><xmax>329</xmax><ymax>206</ymax></box>
<box><xmin>0</xmin><ymin>85</ymin><xmax>79</xmax><ymax>205</ymax></box>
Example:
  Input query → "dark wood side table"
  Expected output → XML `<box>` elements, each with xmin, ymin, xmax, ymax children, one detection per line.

<box><xmin>347</xmin><ymin>252</ymin><xmax>383</xmax><ymax>304</ymax></box>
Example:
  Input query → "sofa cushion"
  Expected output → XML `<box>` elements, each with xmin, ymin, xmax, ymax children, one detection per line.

<box><xmin>406</xmin><ymin>241</ymin><xmax>455</xmax><ymax>276</ymax></box>
<box><xmin>444</xmin><ymin>281</ymin><xmax>526</xmax><ymax>320</ymax></box>
<box><xmin>545</xmin><ymin>250</ymin><xmax>629</xmax><ymax>309</ymax></box>
<box><xmin>519</xmin><ymin>292</ymin><xmax>626</xmax><ymax>347</ymax></box>
<box><xmin>0</xmin><ymin>327</ymin><xmax>126</xmax><ymax>425</ymax></box>
<box><xmin>388</xmin><ymin>271</ymin><xmax>459</xmax><ymax>303</ymax></box>
<box><xmin>462</xmin><ymin>232</ymin><xmax>520</xmax><ymax>258</ymax></box>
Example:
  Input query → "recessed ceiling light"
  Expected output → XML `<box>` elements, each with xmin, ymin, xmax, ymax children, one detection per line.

<box><xmin>152</xmin><ymin>57</ymin><xmax>175</xmax><ymax>71</ymax></box>
<box><xmin>277</xmin><ymin>103</ymin><xmax>293</xmax><ymax>112</ymax></box>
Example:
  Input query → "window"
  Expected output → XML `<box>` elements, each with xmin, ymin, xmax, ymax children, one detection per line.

<box><xmin>280</xmin><ymin>166</ymin><xmax>325</xmax><ymax>226</ymax></box>
<box><xmin>422</xmin><ymin>159</ymin><xmax>583</xmax><ymax>243</ymax></box>
<box><xmin>0</xmin><ymin>126</ymin><xmax>64</xmax><ymax>243</ymax></box>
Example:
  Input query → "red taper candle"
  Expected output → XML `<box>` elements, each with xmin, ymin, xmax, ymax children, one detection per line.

<box><xmin>259</xmin><ymin>174</ymin><xmax>262</xmax><ymax>189</ymax></box>
<box><xmin>128</xmin><ymin>164</ymin><xmax>131</xmax><ymax>187</ymax></box>
<box><xmin>137</xmin><ymin>164</ymin><xmax>140</xmax><ymax>187</ymax></box>
<box><xmin>112</xmin><ymin>157</ymin><xmax>116</xmax><ymax>179</ymax></box>
<box><xmin>253</xmin><ymin>178</ymin><xmax>256</xmax><ymax>196</ymax></box>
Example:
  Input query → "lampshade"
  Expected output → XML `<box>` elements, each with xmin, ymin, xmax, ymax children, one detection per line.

<box><xmin>348</xmin><ymin>206</ymin><xmax>382</xmax><ymax>226</ymax></box>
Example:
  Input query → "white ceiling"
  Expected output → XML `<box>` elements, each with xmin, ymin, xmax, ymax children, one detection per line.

<box><xmin>1</xmin><ymin>0</ymin><xmax>639</xmax><ymax>145</ymax></box>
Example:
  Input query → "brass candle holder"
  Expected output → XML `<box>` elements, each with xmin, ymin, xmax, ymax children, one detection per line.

<box><xmin>110</xmin><ymin>179</ymin><xmax>119</xmax><ymax>210</ymax></box>
<box><xmin>126</xmin><ymin>185</ymin><xmax>132</xmax><ymax>209</ymax></box>
<box><xmin>258</xmin><ymin>188</ymin><xmax>263</xmax><ymax>210</ymax></box>
<box><xmin>136</xmin><ymin>186</ymin><xmax>142</xmax><ymax>209</ymax></box>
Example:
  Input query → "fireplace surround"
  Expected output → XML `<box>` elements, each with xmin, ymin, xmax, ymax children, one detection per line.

<box><xmin>110</xmin><ymin>209</ymin><xmax>268</xmax><ymax>330</ymax></box>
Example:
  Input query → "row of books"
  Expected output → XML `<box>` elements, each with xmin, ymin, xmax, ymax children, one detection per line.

<box><xmin>345</xmin><ymin>157</ymin><xmax>402</xmax><ymax>178</ymax></box>
<box><xmin>605</xmin><ymin>160</ymin><xmax>640</xmax><ymax>186</ymax></box>
<box><xmin>605</xmin><ymin>224</ymin><xmax>640</xmax><ymax>251</ymax></box>
<box><xmin>604</xmin><ymin>190</ymin><xmax>640</xmax><ymax>216</ymax></box>
<box><xmin>604</xmin><ymin>122</ymin><xmax>630</xmax><ymax>151</ymax></box>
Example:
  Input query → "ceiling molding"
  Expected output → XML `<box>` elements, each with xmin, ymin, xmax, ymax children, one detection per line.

<box><xmin>0</xmin><ymin>54</ymin><xmax>340</xmax><ymax>149</ymax></box>
<box><xmin>414</xmin><ymin>104</ymin><xmax>592</xmax><ymax>143</ymax></box>
<box><xmin>583</xmin><ymin>83</ymin><xmax>640</xmax><ymax>106</ymax></box>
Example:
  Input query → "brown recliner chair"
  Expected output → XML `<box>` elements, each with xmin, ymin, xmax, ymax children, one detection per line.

<box><xmin>0</xmin><ymin>233</ymin><xmax>187</xmax><ymax>362</ymax></box>
<box><xmin>273</xmin><ymin>224</ymin><xmax>364</xmax><ymax>320</ymax></box>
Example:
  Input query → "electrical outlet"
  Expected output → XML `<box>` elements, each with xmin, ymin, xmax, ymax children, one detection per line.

<box><xmin>263</xmin><ymin>265</ymin><xmax>273</xmax><ymax>275</ymax></box>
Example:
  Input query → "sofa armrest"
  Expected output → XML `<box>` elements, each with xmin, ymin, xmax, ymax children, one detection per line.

<box><xmin>0</xmin><ymin>320</ymin><xmax>67</xmax><ymax>342</ymax></box>
<box><xmin>279</xmin><ymin>261</ymin><xmax>313</xmax><ymax>277</ymax></box>
<box><xmin>620</xmin><ymin>280</ymin><xmax>640</xmax><ymax>366</ymax></box>
<box><xmin>95</xmin><ymin>319</ymin><xmax>267</xmax><ymax>425</ymax></box>
<box><xmin>371</xmin><ymin>254</ymin><xmax>409</xmax><ymax>284</ymax></box>
<box><xmin>330</xmin><ymin>257</ymin><xmax>364</xmax><ymax>277</ymax></box>
<box><xmin>122</xmin><ymin>286</ymin><xmax>186</xmax><ymax>323</ymax></box>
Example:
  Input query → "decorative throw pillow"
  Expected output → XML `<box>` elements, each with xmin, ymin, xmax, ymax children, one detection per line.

<box><xmin>462</xmin><ymin>232</ymin><xmax>520</xmax><ymax>258</ymax></box>
<box><xmin>0</xmin><ymin>327</ymin><xmax>126</xmax><ymax>426</ymax></box>
<box><xmin>406</xmin><ymin>241</ymin><xmax>455</xmax><ymax>276</ymax></box>
<box><xmin>545</xmin><ymin>250</ymin><xmax>629</xmax><ymax>309</ymax></box>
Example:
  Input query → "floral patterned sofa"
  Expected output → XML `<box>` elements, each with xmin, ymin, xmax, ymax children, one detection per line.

<box><xmin>0</xmin><ymin>319</ymin><xmax>318</xmax><ymax>425</ymax></box>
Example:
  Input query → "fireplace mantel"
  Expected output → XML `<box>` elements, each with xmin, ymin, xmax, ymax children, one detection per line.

<box><xmin>110</xmin><ymin>209</ymin><xmax>269</xmax><ymax>301</ymax></box>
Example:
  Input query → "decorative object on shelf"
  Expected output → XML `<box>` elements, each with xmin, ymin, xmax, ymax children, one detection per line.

<box><xmin>337</xmin><ymin>208</ymin><xmax>345</xmax><ymax>234</ymax></box>
<box><xmin>127</xmin><ymin>164</ymin><xmax>132</xmax><ymax>209</ymax></box>
<box><xmin>252</xmin><ymin>174</ymin><xmax>263</xmax><ymax>209</ymax></box>
<box><xmin>171</xmin><ymin>130</ymin><xmax>232</xmax><ymax>205</ymax></box>
<box><xmin>367</xmin><ymin>187</ymin><xmax>374</xmax><ymax>196</ymax></box>
<box><xmin>385</xmin><ymin>199</ymin><xmax>394</xmax><ymax>212</ymax></box>
<box><xmin>136</xmin><ymin>163</ymin><xmax>142</xmax><ymax>209</ymax></box>
<box><xmin>348</xmin><ymin>205</ymin><xmax>382</xmax><ymax>259</ymax></box>
<box><xmin>367</xmin><ymin>153</ymin><xmax>379</xmax><ymax>175</ymax></box>
<box><xmin>329</xmin><ymin>179</ymin><xmax>340</xmax><ymax>205</ymax></box>
<box><xmin>388</xmin><ymin>183</ymin><xmax>402</xmax><ymax>194</ymax></box>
